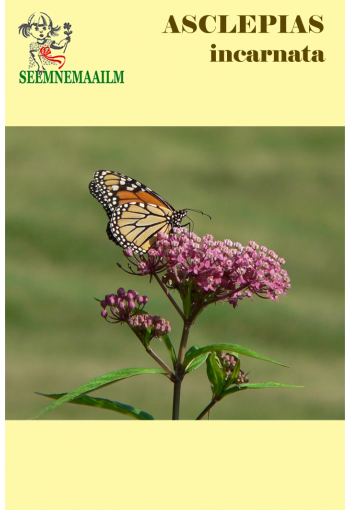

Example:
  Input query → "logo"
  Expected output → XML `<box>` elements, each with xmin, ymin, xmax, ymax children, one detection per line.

<box><xmin>18</xmin><ymin>11</ymin><xmax>124</xmax><ymax>84</ymax></box>
<box><xmin>19</xmin><ymin>12</ymin><xmax>72</xmax><ymax>71</ymax></box>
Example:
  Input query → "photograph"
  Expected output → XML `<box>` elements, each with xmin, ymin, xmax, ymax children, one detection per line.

<box><xmin>5</xmin><ymin>126</ymin><xmax>344</xmax><ymax>420</ymax></box>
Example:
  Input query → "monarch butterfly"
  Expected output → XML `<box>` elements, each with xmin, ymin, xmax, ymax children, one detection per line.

<box><xmin>89</xmin><ymin>171</ymin><xmax>188</xmax><ymax>254</ymax></box>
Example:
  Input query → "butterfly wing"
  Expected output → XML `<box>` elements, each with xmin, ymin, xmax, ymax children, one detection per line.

<box><xmin>89</xmin><ymin>171</ymin><xmax>183</xmax><ymax>253</ymax></box>
<box><xmin>91</xmin><ymin>171</ymin><xmax>174</xmax><ymax>212</ymax></box>
<box><xmin>108</xmin><ymin>202</ymin><xmax>173</xmax><ymax>253</ymax></box>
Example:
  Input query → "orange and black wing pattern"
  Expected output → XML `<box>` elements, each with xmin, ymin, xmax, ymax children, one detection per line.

<box><xmin>89</xmin><ymin>171</ymin><xmax>186</xmax><ymax>253</ymax></box>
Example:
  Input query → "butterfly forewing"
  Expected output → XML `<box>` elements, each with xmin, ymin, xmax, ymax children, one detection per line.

<box><xmin>89</xmin><ymin>171</ymin><xmax>186</xmax><ymax>253</ymax></box>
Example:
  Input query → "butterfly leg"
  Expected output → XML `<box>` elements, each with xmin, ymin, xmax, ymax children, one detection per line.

<box><xmin>182</xmin><ymin>219</ymin><xmax>193</xmax><ymax>233</ymax></box>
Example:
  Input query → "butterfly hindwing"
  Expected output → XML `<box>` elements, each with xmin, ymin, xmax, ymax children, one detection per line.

<box><xmin>108</xmin><ymin>203</ymin><xmax>172</xmax><ymax>253</ymax></box>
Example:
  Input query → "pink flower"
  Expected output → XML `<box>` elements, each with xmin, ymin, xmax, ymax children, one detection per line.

<box><xmin>122</xmin><ymin>228</ymin><xmax>291</xmax><ymax>309</ymax></box>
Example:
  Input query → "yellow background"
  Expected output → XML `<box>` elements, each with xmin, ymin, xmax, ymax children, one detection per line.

<box><xmin>5</xmin><ymin>0</ymin><xmax>344</xmax><ymax>508</ymax></box>
<box><xmin>6</xmin><ymin>422</ymin><xmax>345</xmax><ymax>510</ymax></box>
<box><xmin>6</xmin><ymin>0</ymin><xmax>345</xmax><ymax>126</ymax></box>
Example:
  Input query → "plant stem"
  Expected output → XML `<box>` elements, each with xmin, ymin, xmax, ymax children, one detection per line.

<box><xmin>177</xmin><ymin>322</ymin><xmax>191</xmax><ymax>369</ymax></box>
<box><xmin>154</xmin><ymin>272</ymin><xmax>186</xmax><ymax>322</ymax></box>
<box><xmin>146</xmin><ymin>347</ymin><xmax>174</xmax><ymax>380</ymax></box>
<box><xmin>172</xmin><ymin>321</ymin><xmax>191</xmax><ymax>420</ymax></box>
<box><xmin>172</xmin><ymin>378</ymin><xmax>182</xmax><ymax>420</ymax></box>
<box><xmin>203</xmin><ymin>283</ymin><xmax>250</xmax><ymax>308</ymax></box>
<box><xmin>127</xmin><ymin>323</ymin><xmax>175</xmax><ymax>380</ymax></box>
<box><xmin>196</xmin><ymin>398</ymin><xmax>219</xmax><ymax>420</ymax></box>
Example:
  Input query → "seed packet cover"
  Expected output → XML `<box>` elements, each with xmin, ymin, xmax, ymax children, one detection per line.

<box><xmin>5</xmin><ymin>1</ymin><xmax>345</xmax><ymax>509</ymax></box>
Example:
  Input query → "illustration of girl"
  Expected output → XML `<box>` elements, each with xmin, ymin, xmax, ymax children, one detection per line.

<box><xmin>18</xmin><ymin>12</ymin><xmax>71</xmax><ymax>72</ymax></box>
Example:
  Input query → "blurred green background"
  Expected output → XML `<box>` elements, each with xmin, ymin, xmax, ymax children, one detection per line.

<box><xmin>6</xmin><ymin>127</ymin><xmax>344</xmax><ymax>420</ymax></box>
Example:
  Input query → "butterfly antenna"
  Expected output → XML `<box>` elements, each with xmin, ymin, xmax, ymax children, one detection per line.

<box><xmin>185</xmin><ymin>208</ymin><xmax>212</xmax><ymax>220</ymax></box>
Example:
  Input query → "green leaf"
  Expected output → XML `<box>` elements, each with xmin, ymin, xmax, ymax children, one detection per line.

<box><xmin>32</xmin><ymin>367</ymin><xmax>166</xmax><ymax>419</ymax></box>
<box><xmin>206</xmin><ymin>353</ymin><xmax>225</xmax><ymax>398</ymax></box>
<box><xmin>142</xmin><ymin>327</ymin><xmax>152</xmax><ymax>348</ymax></box>
<box><xmin>160</xmin><ymin>334</ymin><xmax>177</xmax><ymax>368</ymax></box>
<box><xmin>183</xmin><ymin>343</ymin><xmax>287</xmax><ymax>370</ymax></box>
<box><xmin>222</xmin><ymin>382</ymin><xmax>303</xmax><ymax>398</ymax></box>
<box><xmin>36</xmin><ymin>393</ymin><xmax>155</xmax><ymax>420</ymax></box>
<box><xmin>185</xmin><ymin>346</ymin><xmax>209</xmax><ymax>373</ymax></box>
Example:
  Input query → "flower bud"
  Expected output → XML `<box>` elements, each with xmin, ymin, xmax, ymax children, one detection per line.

<box><xmin>106</xmin><ymin>295</ymin><xmax>116</xmax><ymax>306</ymax></box>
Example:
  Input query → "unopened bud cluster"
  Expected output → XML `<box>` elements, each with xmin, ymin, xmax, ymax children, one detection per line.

<box><xmin>100</xmin><ymin>288</ymin><xmax>148</xmax><ymax>323</ymax></box>
<box><xmin>129</xmin><ymin>314</ymin><xmax>171</xmax><ymax>337</ymax></box>
<box><xmin>219</xmin><ymin>352</ymin><xmax>249</xmax><ymax>384</ymax></box>
<box><xmin>99</xmin><ymin>288</ymin><xmax>171</xmax><ymax>343</ymax></box>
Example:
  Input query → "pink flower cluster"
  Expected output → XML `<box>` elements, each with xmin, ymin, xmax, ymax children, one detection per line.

<box><xmin>124</xmin><ymin>228</ymin><xmax>290</xmax><ymax>308</ymax></box>
<box><xmin>99</xmin><ymin>288</ymin><xmax>171</xmax><ymax>342</ymax></box>
<box><xmin>100</xmin><ymin>288</ymin><xmax>148</xmax><ymax>323</ymax></box>
<box><xmin>129</xmin><ymin>314</ymin><xmax>171</xmax><ymax>337</ymax></box>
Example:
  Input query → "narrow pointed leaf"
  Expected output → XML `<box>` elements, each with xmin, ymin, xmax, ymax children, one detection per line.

<box><xmin>37</xmin><ymin>392</ymin><xmax>155</xmax><ymax>420</ymax></box>
<box><xmin>32</xmin><ymin>367</ymin><xmax>166</xmax><ymax>419</ymax></box>
<box><xmin>222</xmin><ymin>382</ymin><xmax>303</xmax><ymax>397</ymax></box>
<box><xmin>184</xmin><ymin>343</ymin><xmax>287</xmax><ymax>369</ymax></box>
<box><xmin>142</xmin><ymin>327</ymin><xmax>152</xmax><ymax>348</ymax></box>
<box><xmin>185</xmin><ymin>345</ymin><xmax>209</xmax><ymax>373</ymax></box>
<box><xmin>160</xmin><ymin>334</ymin><xmax>177</xmax><ymax>368</ymax></box>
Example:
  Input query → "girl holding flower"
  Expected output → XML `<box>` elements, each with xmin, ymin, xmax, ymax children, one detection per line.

<box><xmin>18</xmin><ymin>12</ymin><xmax>71</xmax><ymax>72</ymax></box>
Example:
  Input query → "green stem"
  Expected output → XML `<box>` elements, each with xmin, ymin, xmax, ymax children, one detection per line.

<box><xmin>172</xmin><ymin>321</ymin><xmax>191</xmax><ymax>420</ymax></box>
<box><xmin>154</xmin><ymin>272</ymin><xmax>186</xmax><ymax>322</ymax></box>
<box><xmin>127</xmin><ymin>323</ymin><xmax>174</xmax><ymax>380</ymax></box>
<box><xmin>203</xmin><ymin>283</ymin><xmax>250</xmax><ymax>308</ymax></box>
<box><xmin>177</xmin><ymin>322</ymin><xmax>191</xmax><ymax>370</ymax></box>
<box><xmin>196</xmin><ymin>398</ymin><xmax>220</xmax><ymax>420</ymax></box>
<box><xmin>172</xmin><ymin>378</ymin><xmax>182</xmax><ymax>420</ymax></box>
<box><xmin>146</xmin><ymin>347</ymin><xmax>174</xmax><ymax>380</ymax></box>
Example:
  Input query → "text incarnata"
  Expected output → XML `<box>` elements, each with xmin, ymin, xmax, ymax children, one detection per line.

<box><xmin>163</xmin><ymin>15</ymin><xmax>325</xmax><ymax>63</ymax></box>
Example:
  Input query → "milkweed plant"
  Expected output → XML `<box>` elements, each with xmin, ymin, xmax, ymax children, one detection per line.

<box><xmin>34</xmin><ymin>228</ymin><xmax>301</xmax><ymax>420</ymax></box>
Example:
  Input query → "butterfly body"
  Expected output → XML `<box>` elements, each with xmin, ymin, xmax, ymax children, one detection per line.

<box><xmin>89</xmin><ymin>171</ymin><xmax>187</xmax><ymax>253</ymax></box>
